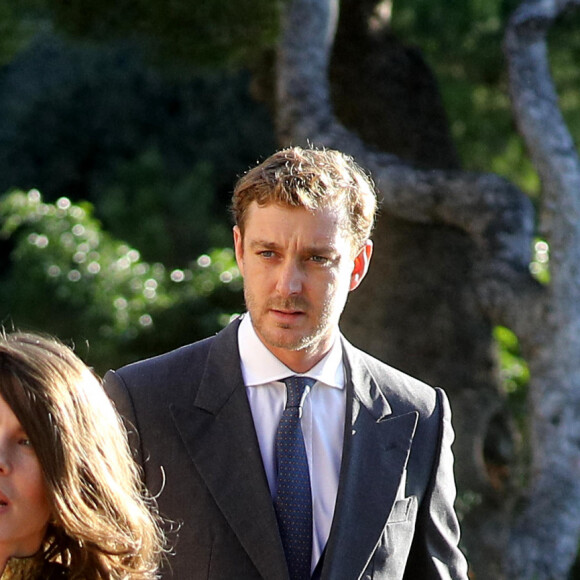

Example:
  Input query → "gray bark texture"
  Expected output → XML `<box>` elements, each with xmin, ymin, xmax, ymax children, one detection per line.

<box><xmin>274</xmin><ymin>0</ymin><xmax>580</xmax><ymax>578</ymax></box>
<box><xmin>504</xmin><ymin>1</ymin><xmax>580</xmax><ymax>578</ymax></box>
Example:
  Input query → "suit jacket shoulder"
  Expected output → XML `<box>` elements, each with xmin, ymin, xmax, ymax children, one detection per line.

<box><xmin>341</xmin><ymin>336</ymin><xmax>440</xmax><ymax>418</ymax></box>
<box><xmin>112</xmin><ymin>329</ymin><xmax>223</xmax><ymax>390</ymax></box>
<box><xmin>106</xmin><ymin>317</ymin><xmax>241</xmax><ymax>402</ymax></box>
<box><xmin>335</xmin><ymin>336</ymin><xmax>468</xmax><ymax>579</ymax></box>
<box><xmin>103</xmin><ymin>318</ymin><xmax>244</xmax><ymax>485</ymax></box>
<box><xmin>102</xmin><ymin>318</ymin><xmax>289</xmax><ymax>580</ymax></box>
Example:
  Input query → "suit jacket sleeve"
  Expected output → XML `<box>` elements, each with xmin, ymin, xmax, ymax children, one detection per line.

<box><xmin>103</xmin><ymin>369</ymin><xmax>145</xmax><ymax>472</ymax></box>
<box><xmin>404</xmin><ymin>387</ymin><xmax>468</xmax><ymax>579</ymax></box>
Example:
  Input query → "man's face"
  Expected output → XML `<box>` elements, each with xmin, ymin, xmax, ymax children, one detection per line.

<box><xmin>234</xmin><ymin>202</ymin><xmax>371</xmax><ymax>372</ymax></box>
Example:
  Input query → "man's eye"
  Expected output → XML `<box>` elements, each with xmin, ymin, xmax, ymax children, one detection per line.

<box><xmin>311</xmin><ymin>255</ymin><xmax>329</xmax><ymax>264</ymax></box>
<box><xmin>259</xmin><ymin>251</ymin><xmax>275</xmax><ymax>258</ymax></box>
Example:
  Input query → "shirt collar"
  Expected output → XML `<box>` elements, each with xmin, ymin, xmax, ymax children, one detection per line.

<box><xmin>238</xmin><ymin>313</ymin><xmax>344</xmax><ymax>389</ymax></box>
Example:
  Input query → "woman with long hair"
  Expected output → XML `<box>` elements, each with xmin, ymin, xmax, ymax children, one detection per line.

<box><xmin>0</xmin><ymin>330</ymin><xmax>165</xmax><ymax>579</ymax></box>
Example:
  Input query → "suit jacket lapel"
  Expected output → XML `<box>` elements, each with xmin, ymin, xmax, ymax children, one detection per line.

<box><xmin>321</xmin><ymin>339</ymin><xmax>418</xmax><ymax>580</ymax></box>
<box><xmin>169</xmin><ymin>320</ymin><xmax>288</xmax><ymax>580</ymax></box>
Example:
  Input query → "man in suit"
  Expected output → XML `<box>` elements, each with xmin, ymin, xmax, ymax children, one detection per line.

<box><xmin>104</xmin><ymin>146</ymin><xmax>469</xmax><ymax>579</ymax></box>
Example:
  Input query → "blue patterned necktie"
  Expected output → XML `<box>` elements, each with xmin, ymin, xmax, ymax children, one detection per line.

<box><xmin>274</xmin><ymin>376</ymin><xmax>315</xmax><ymax>580</ymax></box>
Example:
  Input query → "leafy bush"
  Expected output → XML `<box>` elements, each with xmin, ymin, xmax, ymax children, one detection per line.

<box><xmin>0</xmin><ymin>33</ymin><xmax>276</xmax><ymax>264</ymax></box>
<box><xmin>0</xmin><ymin>189</ymin><xmax>243</xmax><ymax>373</ymax></box>
<box><xmin>46</xmin><ymin>0</ymin><xmax>281</xmax><ymax>68</ymax></box>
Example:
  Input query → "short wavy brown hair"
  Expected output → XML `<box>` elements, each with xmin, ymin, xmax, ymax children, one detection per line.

<box><xmin>232</xmin><ymin>146</ymin><xmax>377</xmax><ymax>252</ymax></box>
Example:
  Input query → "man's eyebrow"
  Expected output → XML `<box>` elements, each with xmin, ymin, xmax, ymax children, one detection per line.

<box><xmin>307</xmin><ymin>244</ymin><xmax>338</xmax><ymax>256</ymax></box>
<box><xmin>248</xmin><ymin>239</ymin><xmax>280</xmax><ymax>250</ymax></box>
<box><xmin>248</xmin><ymin>238</ymin><xmax>338</xmax><ymax>255</ymax></box>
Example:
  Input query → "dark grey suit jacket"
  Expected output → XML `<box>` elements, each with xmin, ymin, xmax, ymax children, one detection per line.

<box><xmin>103</xmin><ymin>318</ymin><xmax>468</xmax><ymax>579</ymax></box>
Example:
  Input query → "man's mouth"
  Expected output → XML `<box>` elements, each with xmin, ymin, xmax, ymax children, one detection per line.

<box><xmin>268</xmin><ymin>298</ymin><xmax>308</xmax><ymax>314</ymax></box>
<box><xmin>271</xmin><ymin>309</ymin><xmax>303</xmax><ymax>318</ymax></box>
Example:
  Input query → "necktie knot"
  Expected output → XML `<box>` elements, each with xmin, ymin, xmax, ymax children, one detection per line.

<box><xmin>283</xmin><ymin>376</ymin><xmax>315</xmax><ymax>409</ymax></box>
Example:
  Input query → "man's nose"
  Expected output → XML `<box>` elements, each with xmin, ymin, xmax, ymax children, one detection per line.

<box><xmin>276</xmin><ymin>260</ymin><xmax>303</xmax><ymax>295</ymax></box>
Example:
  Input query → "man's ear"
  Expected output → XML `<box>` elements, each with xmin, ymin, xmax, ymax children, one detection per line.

<box><xmin>233</xmin><ymin>225</ymin><xmax>244</xmax><ymax>277</ymax></box>
<box><xmin>350</xmin><ymin>240</ymin><xmax>373</xmax><ymax>291</ymax></box>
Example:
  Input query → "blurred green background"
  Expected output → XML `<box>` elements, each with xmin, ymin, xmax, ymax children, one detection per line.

<box><xmin>1</xmin><ymin>0</ymin><xmax>578</xmax><ymax>375</ymax></box>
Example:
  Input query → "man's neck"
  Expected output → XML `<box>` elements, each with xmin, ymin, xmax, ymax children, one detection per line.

<box><xmin>264</xmin><ymin>343</ymin><xmax>331</xmax><ymax>374</ymax></box>
<box><xmin>238</xmin><ymin>314</ymin><xmax>342</xmax><ymax>384</ymax></box>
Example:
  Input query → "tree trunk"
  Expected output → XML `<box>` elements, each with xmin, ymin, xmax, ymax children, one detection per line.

<box><xmin>503</xmin><ymin>1</ymin><xmax>580</xmax><ymax>577</ymax></box>
<box><xmin>328</xmin><ymin>4</ymin><xmax>515</xmax><ymax>573</ymax></box>
<box><xmin>275</xmin><ymin>0</ymin><xmax>580</xmax><ymax>577</ymax></box>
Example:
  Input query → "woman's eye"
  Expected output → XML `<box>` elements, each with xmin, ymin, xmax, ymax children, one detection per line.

<box><xmin>18</xmin><ymin>438</ymin><xmax>32</xmax><ymax>447</ymax></box>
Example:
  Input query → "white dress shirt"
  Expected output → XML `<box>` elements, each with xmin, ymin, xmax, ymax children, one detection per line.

<box><xmin>238</xmin><ymin>313</ymin><xmax>347</xmax><ymax>572</ymax></box>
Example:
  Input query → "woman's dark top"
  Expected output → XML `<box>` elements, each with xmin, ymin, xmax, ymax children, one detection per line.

<box><xmin>2</xmin><ymin>557</ymin><xmax>68</xmax><ymax>579</ymax></box>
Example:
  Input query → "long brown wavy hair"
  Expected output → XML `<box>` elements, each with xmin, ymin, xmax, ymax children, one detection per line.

<box><xmin>0</xmin><ymin>331</ymin><xmax>165</xmax><ymax>579</ymax></box>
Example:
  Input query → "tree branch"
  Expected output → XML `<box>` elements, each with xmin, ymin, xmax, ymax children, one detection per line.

<box><xmin>505</xmin><ymin>0</ymin><xmax>580</xmax><ymax>273</ymax></box>
<box><xmin>504</xmin><ymin>1</ymin><xmax>580</xmax><ymax>577</ymax></box>
<box><xmin>277</xmin><ymin>0</ymin><xmax>543</xmax><ymax>333</ymax></box>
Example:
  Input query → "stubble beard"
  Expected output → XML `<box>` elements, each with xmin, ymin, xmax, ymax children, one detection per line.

<box><xmin>245</xmin><ymin>291</ymin><xmax>334</xmax><ymax>354</ymax></box>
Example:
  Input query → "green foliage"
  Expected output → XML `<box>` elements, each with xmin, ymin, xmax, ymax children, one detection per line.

<box><xmin>0</xmin><ymin>189</ymin><xmax>243</xmax><ymax>373</ymax></box>
<box><xmin>97</xmin><ymin>149</ymin><xmax>230</xmax><ymax>265</ymax></box>
<box><xmin>391</xmin><ymin>0</ymin><xmax>519</xmax><ymax>72</ymax></box>
<box><xmin>494</xmin><ymin>325</ymin><xmax>529</xmax><ymax>417</ymax></box>
<box><xmin>391</xmin><ymin>0</ymin><xmax>532</xmax><ymax>189</ymax></box>
<box><xmin>391</xmin><ymin>0</ymin><xmax>580</xmax><ymax>197</ymax></box>
<box><xmin>493</xmin><ymin>324</ymin><xmax>531</xmax><ymax>488</ymax></box>
<box><xmin>43</xmin><ymin>0</ymin><xmax>283</xmax><ymax>69</ymax></box>
<box><xmin>549</xmin><ymin>10</ymin><xmax>580</xmax><ymax>154</ymax></box>
<box><xmin>0</xmin><ymin>19</ymin><xmax>276</xmax><ymax>374</ymax></box>
<box><xmin>0</xmin><ymin>0</ymin><xmax>47</xmax><ymax>65</ymax></box>
<box><xmin>0</xmin><ymin>34</ymin><xmax>276</xmax><ymax>264</ymax></box>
